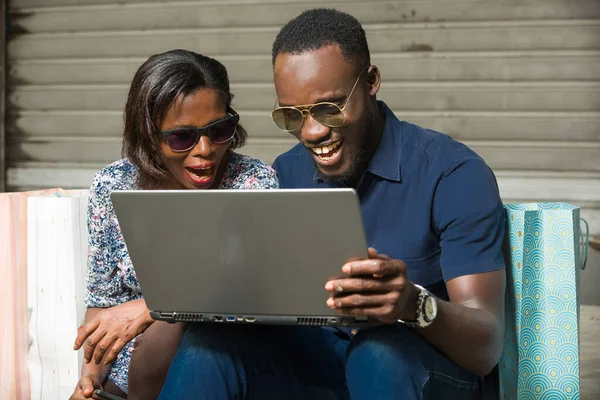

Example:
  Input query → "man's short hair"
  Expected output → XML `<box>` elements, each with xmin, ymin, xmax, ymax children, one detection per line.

<box><xmin>272</xmin><ymin>8</ymin><xmax>371</xmax><ymax>71</ymax></box>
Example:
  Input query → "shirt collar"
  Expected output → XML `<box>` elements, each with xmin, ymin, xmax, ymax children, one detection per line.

<box><xmin>365</xmin><ymin>101</ymin><xmax>402</xmax><ymax>182</ymax></box>
<box><xmin>312</xmin><ymin>101</ymin><xmax>402</xmax><ymax>183</ymax></box>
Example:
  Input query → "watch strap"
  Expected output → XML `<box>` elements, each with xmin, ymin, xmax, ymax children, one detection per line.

<box><xmin>397</xmin><ymin>284</ymin><xmax>431</xmax><ymax>328</ymax></box>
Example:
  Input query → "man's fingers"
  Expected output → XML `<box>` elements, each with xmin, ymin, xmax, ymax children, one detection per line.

<box><xmin>367</xmin><ymin>247</ymin><xmax>378</xmax><ymax>259</ymax></box>
<box><xmin>336</xmin><ymin>306</ymin><xmax>386</xmax><ymax>318</ymax></box>
<box><xmin>342</xmin><ymin>258</ymin><xmax>405</xmax><ymax>276</ymax></box>
<box><xmin>367</xmin><ymin>247</ymin><xmax>391</xmax><ymax>260</ymax></box>
<box><xmin>74</xmin><ymin>319</ymin><xmax>101</xmax><ymax>350</ymax></box>
<box><xmin>327</xmin><ymin>292</ymin><xmax>399</xmax><ymax>309</ymax></box>
<box><xmin>325</xmin><ymin>277</ymin><xmax>391</xmax><ymax>293</ymax></box>
<box><xmin>336</xmin><ymin>305</ymin><xmax>399</xmax><ymax>323</ymax></box>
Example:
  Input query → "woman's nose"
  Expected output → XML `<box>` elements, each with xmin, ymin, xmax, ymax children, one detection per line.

<box><xmin>191</xmin><ymin>135</ymin><xmax>215</xmax><ymax>157</ymax></box>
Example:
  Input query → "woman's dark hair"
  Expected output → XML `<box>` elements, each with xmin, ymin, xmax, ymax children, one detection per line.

<box><xmin>122</xmin><ymin>49</ymin><xmax>247</xmax><ymax>189</ymax></box>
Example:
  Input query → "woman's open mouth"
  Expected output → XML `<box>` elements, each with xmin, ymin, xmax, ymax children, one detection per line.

<box><xmin>185</xmin><ymin>165</ymin><xmax>214</xmax><ymax>185</ymax></box>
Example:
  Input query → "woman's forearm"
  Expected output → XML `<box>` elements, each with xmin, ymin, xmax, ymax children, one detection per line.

<box><xmin>80</xmin><ymin>357</ymin><xmax>110</xmax><ymax>383</ymax></box>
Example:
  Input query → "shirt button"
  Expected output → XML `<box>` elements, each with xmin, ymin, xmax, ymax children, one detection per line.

<box><xmin>351</xmin><ymin>329</ymin><xmax>358</xmax><ymax>336</ymax></box>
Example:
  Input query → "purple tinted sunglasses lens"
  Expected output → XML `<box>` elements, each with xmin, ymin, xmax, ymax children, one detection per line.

<box><xmin>167</xmin><ymin>129</ymin><xmax>197</xmax><ymax>151</ymax></box>
<box><xmin>209</xmin><ymin>120</ymin><xmax>236</xmax><ymax>143</ymax></box>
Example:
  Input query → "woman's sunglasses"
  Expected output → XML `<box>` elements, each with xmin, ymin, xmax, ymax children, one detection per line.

<box><xmin>160</xmin><ymin>107</ymin><xmax>239</xmax><ymax>152</ymax></box>
<box><xmin>270</xmin><ymin>67</ymin><xmax>368</xmax><ymax>133</ymax></box>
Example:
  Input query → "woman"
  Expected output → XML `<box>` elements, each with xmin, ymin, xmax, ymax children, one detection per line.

<box><xmin>69</xmin><ymin>49</ymin><xmax>279</xmax><ymax>400</ymax></box>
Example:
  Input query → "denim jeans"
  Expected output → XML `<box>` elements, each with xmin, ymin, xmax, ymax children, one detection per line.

<box><xmin>158</xmin><ymin>323</ymin><xmax>485</xmax><ymax>399</ymax></box>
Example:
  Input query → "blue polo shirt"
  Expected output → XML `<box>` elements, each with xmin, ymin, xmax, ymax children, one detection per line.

<box><xmin>272</xmin><ymin>102</ymin><xmax>506</xmax><ymax>299</ymax></box>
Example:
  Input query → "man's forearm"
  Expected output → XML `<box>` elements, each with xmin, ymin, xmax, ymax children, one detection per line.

<box><xmin>418</xmin><ymin>298</ymin><xmax>504</xmax><ymax>376</ymax></box>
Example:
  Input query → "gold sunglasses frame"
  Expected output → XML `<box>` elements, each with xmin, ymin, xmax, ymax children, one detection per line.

<box><xmin>270</xmin><ymin>66</ymin><xmax>369</xmax><ymax>133</ymax></box>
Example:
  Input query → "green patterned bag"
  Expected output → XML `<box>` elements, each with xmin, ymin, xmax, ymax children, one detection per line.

<box><xmin>499</xmin><ymin>203</ymin><xmax>589</xmax><ymax>400</ymax></box>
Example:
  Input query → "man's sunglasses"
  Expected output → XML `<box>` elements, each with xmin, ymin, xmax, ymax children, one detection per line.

<box><xmin>270</xmin><ymin>67</ymin><xmax>368</xmax><ymax>132</ymax></box>
<box><xmin>160</xmin><ymin>107</ymin><xmax>239</xmax><ymax>152</ymax></box>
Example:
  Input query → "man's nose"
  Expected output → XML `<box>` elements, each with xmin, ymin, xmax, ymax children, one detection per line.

<box><xmin>298</xmin><ymin>113</ymin><xmax>331</xmax><ymax>144</ymax></box>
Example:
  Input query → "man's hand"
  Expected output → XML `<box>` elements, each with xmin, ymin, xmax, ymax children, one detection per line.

<box><xmin>69</xmin><ymin>374</ymin><xmax>103</xmax><ymax>400</ymax></box>
<box><xmin>73</xmin><ymin>299</ymin><xmax>154</xmax><ymax>365</ymax></box>
<box><xmin>325</xmin><ymin>248</ymin><xmax>418</xmax><ymax>324</ymax></box>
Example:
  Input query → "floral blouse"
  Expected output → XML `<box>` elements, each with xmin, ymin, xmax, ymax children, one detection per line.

<box><xmin>85</xmin><ymin>151</ymin><xmax>279</xmax><ymax>393</ymax></box>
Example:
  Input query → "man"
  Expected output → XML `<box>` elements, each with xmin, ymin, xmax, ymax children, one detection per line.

<box><xmin>159</xmin><ymin>8</ymin><xmax>506</xmax><ymax>399</ymax></box>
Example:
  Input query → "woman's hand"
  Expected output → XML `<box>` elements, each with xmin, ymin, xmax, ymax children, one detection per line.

<box><xmin>74</xmin><ymin>299</ymin><xmax>154</xmax><ymax>365</ymax></box>
<box><xmin>69</xmin><ymin>374</ymin><xmax>103</xmax><ymax>399</ymax></box>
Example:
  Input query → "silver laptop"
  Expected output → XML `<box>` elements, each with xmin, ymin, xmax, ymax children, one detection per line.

<box><xmin>110</xmin><ymin>189</ymin><xmax>378</xmax><ymax>327</ymax></box>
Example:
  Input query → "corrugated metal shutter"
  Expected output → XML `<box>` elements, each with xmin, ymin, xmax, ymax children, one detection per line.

<box><xmin>5</xmin><ymin>0</ymin><xmax>600</xmax><ymax>232</ymax></box>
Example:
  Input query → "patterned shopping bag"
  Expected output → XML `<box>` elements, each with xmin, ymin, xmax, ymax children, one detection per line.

<box><xmin>499</xmin><ymin>203</ymin><xmax>589</xmax><ymax>400</ymax></box>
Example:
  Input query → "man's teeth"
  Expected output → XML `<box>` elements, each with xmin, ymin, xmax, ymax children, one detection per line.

<box><xmin>311</xmin><ymin>141</ymin><xmax>341</xmax><ymax>155</ymax></box>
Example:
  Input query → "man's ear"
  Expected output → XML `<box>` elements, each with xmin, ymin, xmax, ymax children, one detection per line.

<box><xmin>366</xmin><ymin>65</ymin><xmax>381</xmax><ymax>96</ymax></box>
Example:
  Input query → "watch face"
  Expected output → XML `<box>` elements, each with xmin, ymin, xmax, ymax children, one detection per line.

<box><xmin>424</xmin><ymin>296</ymin><xmax>438</xmax><ymax>322</ymax></box>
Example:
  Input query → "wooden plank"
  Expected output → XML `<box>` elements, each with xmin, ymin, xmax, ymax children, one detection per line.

<box><xmin>8</xmin><ymin>82</ymin><xmax>600</xmax><ymax>112</ymax></box>
<box><xmin>8</xmin><ymin>0</ymin><xmax>457</xmax><ymax>8</ymax></box>
<box><xmin>8</xmin><ymin>0</ymin><xmax>600</xmax><ymax>34</ymax></box>
<box><xmin>8</xmin><ymin>21</ymin><xmax>600</xmax><ymax>60</ymax></box>
<box><xmin>469</xmin><ymin>141</ymin><xmax>600</xmax><ymax>173</ymax></box>
<box><xmin>9</xmin><ymin>51</ymin><xmax>600</xmax><ymax>84</ymax></box>
<box><xmin>9</xmin><ymin>0</ymin><xmax>599</xmax><ymax>15</ymax></box>
<box><xmin>7</xmin><ymin>163</ymin><xmax>600</xmax><ymax>234</ymax></box>
<box><xmin>7</xmin><ymin>163</ymin><xmax>600</xmax><ymax>202</ymax></box>
<box><xmin>7</xmin><ymin>110</ymin><xmax>600</xmax><ymax>142</ymax></box>
<box><xmin>495</xmin><ymin>172</ymin><xmax>600</xmax><ymax>203</ymax></box>
<box><xmin>5</xmin><ymin>137</ymin><xmax>600</xmax><ymax>172</ymax></box>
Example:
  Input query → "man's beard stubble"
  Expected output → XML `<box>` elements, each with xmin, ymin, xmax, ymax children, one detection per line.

<box><xmin>315</xmin><ymin>102</ymin><xmax>375</xmax><ymax>187</ymax></box>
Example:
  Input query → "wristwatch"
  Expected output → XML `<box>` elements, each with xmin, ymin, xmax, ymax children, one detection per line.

<box><xmin>398</xmin><ymin>284</ymin><xmax>438</xmax><ymax>328</ymax></box>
